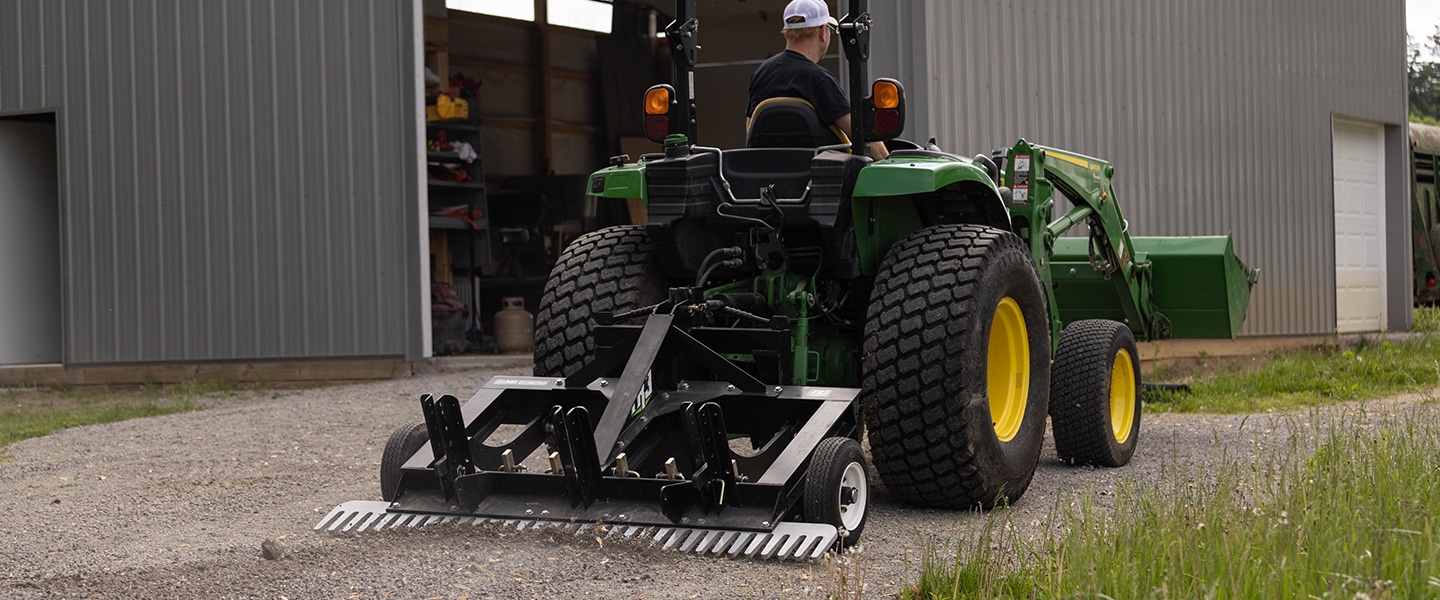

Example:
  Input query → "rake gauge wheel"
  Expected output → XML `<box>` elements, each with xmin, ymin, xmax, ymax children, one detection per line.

<box><xmin>803</xmin><ymin>437</ymin><xmax>870</xmax><ymax>547</ymax></box>
<box><xmin>380</xmin><ymin>421</ymin><xmax>429</xmax><ymax>502</ymax></box>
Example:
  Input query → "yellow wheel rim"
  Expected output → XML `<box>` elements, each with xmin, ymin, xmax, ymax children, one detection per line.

<box><xmin>1110</xmin><ymin>348</ymin><xmax>1137</xmax><ymax>443</ymax></box>
<box><xmin>988</xmin><ymin>297</ymin><xmax>1029</xmax><ymax>442</ymax></box>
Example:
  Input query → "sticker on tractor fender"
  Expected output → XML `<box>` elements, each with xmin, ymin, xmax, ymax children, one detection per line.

<box><xmin>806</xmin><ymin>389</ymin><xmax>834</xmax><ymax>397</ymax></box>
<box><xmin>631</xmin><ymin>371</ymin><xmax>654</xmax><ymax>415</ymax></box>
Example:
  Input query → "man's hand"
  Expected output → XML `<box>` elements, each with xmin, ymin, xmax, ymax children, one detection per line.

<box><xmin>834</xmin><ymin>114</ymin><xmax>890</xmax><ymax>160</ymax></box>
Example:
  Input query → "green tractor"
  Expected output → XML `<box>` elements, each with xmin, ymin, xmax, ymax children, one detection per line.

<box><xmin>319</xmin><ymin>0</ymin><xmax>1256</xmax><ymax>559</ymax></box>
<box><xmin>566</xmin><ymin>0</ymin><xmax>1255</xmax><ymax>505</ymax></box>
<box><xmin>1412</xmin><ymin>122</ymin><xmax>1440</xmax><ymax>305</ymax></box>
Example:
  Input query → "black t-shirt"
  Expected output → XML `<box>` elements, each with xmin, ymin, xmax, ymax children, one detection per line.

<box><xmin>745</xmin><ymin>49</ymin><xmax>850</xmax><ymax>125</ymax></box>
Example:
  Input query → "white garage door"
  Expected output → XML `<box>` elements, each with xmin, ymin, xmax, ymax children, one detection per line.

<box><xmin>1333</xmin><ymin>119</ymin><xmax>1386</xmax><ymax>333</ymax></box>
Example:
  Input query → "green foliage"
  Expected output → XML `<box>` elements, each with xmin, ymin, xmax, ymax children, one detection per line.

<box><xmin>1042</xmin><ymin>412</ymin><xmax>1440</xmax><ymax>598</ymax></box>
<box><xmin>0</xmin><ymin>399</ymin><xmax>197</xmax><ymax>448</ymax></box>
<box><xmin>1143</xmin><ymin>308</ymin><xmax>1440</xmax><ymax>414</ymax></box>
<box><xmin>906</xmin><ymin>411</ymin><xmax>1440</xmax><ymax>598</ymax></box>
<box><xmin>0</xmin><ymin>378</ymin><xmax>244</xmax><ymax>449</ymax></box>
<box><xmin>900</xmin><ymin>517</ymin><xmax>1040</xmax><ymax>600</ymax></box>
<box><xmin>1413</xmin><ymin>26</ymin><xmax>1440</xmax><ymax>124</ymax></box>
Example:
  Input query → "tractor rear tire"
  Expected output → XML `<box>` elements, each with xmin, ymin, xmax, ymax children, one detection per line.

<box><xmin>533</xmin><ymin>226</ymin><xmax>666</xmax><ymax>378</ymax></box>
<box><xmin>803</xmin><ymin>437</ymin><xmax>870</xmax><ymax>547</ymax></box>
<box><xmin>380</xmin><ymin>421</ymin><xmax>428</xmax><ymax>502</ymax></box>
<box><xmin>1049</xmin><ymin>319</ymin><xmax>1141</xmax><ymax>467</ymax></box>
<box><xmin>861</xmin><ymin>224</ymin><xmax>1050</xmax><ymax>509</ymax></box>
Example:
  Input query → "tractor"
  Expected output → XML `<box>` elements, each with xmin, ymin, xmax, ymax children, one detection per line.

<box><xmin>319</xmin><ymin>0</ymin><xmax>1256</xmax><ymax>560</ymax></box>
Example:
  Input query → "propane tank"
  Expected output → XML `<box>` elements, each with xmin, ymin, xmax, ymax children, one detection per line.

<box><xmin>494</xmin><ymin>296</ymin><xmax>534</xmax><ymax>354</ymax></box>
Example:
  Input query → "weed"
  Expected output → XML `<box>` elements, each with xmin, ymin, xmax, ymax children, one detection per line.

<box><xmin>0</xmin><ymin>377</ymin><xmax>254</xmax><ymax>449</ymax></box>
<box><xmin>906</xmin><ymin>408</ymin><xmax>1440</xmax><ymax>598</ymax></box>
<box><xmin>901</xmin><ymin>514</ymin><xmax>1040</xmax><ymax>599</ymax></box>
<box><xmin>1145</xmin><ymin>308</ymin><xmax>1440</xmax><ymax>414</ymax></box>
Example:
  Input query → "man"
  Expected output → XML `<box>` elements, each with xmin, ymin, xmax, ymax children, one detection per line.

<box><xmin>746</xmin><ymin>0</ymin><xmax>888</xmax><ymax>159</ymax></box>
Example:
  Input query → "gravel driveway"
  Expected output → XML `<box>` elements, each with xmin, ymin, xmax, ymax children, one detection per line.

<box><xmin>0</xmin><ymin>362</ymin><xmax>1427</xmax><ymax>599</ymax></box>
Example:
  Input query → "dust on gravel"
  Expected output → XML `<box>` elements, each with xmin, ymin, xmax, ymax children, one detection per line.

<box><xmin>1</xmin><ymin>362</ymin><xmax>1431</xmax><ymax>599</ymax></box>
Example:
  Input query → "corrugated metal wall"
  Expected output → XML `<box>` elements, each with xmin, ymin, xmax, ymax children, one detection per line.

<box><xmin>869</xmin><ymin>0</ymin><xmax>1408</xmax><ymax>336</ymax></box>
<box><xmin>0</xmin><ymin>0</ymin><xmax>426</xmax><ymax>363</ymax></box>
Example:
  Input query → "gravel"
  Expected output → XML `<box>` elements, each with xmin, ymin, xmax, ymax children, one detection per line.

<box><xmin>0</xmin><ymin>361</ymin><xmax>1430</xmax><ymax>599</ymax></box>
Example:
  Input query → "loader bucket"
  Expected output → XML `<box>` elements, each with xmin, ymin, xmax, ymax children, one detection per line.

<box><xmin>1050</xmin><ymin>235</ymin><xmax>1258</xmax><ymax>339</ymax></box>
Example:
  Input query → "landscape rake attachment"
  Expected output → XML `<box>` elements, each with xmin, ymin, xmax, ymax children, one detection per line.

<box><xmin>318</xmin><ymin>303</ymin><xmax>872</xmax><ymax>560</ymax></box>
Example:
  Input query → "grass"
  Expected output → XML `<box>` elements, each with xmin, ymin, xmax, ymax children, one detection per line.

<box><xmin>0</xmin><ymin>378</ymin><xmax>250</xmax><ymax>449</ymax></box>
<box><xmin>1042</xmin><ymin>414</ymin><xmax>1440</xmax><ymax>597</ymax></box>
<box><xmin>906</xmin><ymin>408</ymin><xmax>1440</xmax><ymax>598</ymax></box>
<box><xmin>897</xmin><ymin>307</ymin><xmax>1440</xmax><ymax>598</ymax></box>
<box><xmin>1143</xmin><ymin>306</ymin><xmax>1440</xmax><ymax>414</ymax></box>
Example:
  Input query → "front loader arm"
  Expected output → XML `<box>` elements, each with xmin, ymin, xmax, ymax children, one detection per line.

<box><xmin>1006</xmin><ymin>140</ymin><xmax>1170</xmax><ymax>341</ymax></box>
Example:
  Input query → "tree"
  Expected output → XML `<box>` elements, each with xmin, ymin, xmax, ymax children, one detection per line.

<box><xmin>1411</xmin><ymin>26</ymin><xmax>1440</xmax><ymax>126</ymax></box>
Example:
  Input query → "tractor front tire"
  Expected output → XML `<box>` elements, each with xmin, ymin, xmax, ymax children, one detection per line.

<box><xmin>533</xmin><ymin>226</ymin><xmax>666</xmax><ymax>378</ymax></box>
<box><xmin>380</xmin><ymin>421</ymin><xmax>428</xmax><ymax>502</ymax></box>
<box><xmin>862</xmin><ymin>224</ymin><xmax>1051</xmax><ymax>509</ymax></box>
<box><xmin>1049</xmin><ymin>319</ymin><xmax>1141</xmax><ymax>467</ymax></box>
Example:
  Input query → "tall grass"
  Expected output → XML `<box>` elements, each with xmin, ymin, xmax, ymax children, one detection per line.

<box><xmin>906</xmin><ymin>409</ymin><xmax>1440</xmax><ymax>598</ymax></box>
<box><xmin>1145</xmin><ymin>307</ymin><xmax>1440</xmax><ymax>413</ymax></box>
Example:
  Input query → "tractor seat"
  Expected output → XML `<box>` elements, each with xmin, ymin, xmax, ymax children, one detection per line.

<box><xmin>746</xmin><ymin>97</ymin><xmax>850</xmax><ymax>149</ymax></box>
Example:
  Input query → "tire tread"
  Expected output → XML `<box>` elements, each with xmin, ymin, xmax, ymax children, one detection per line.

<box><xmin>861</xmin><ymin>224</ymin><xmax>1048</xmax><ymax>509</ymax></box>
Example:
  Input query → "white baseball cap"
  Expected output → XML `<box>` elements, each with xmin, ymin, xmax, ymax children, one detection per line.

<box><xmin>782</xmin><ymin>0</ymin><xmax>838</xmax><ymax>30</ymax></box>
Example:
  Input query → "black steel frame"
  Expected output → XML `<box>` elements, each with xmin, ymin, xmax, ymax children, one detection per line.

<box><xmin>388</xmin><ymin>313</ymin><xmax>857</xmax><ymax>532</ymax></box>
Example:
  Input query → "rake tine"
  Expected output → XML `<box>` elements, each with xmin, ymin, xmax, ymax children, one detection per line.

<box><xmin>355</xmin><ymin>511</ymin><xmax>384</xmax><ymax>532</ymax></box>
<box><xmin>314</xmin><ymin>507</ymin><xmax>342</xmax><ymax>531</ymax></box>
<box><xmin>744</xmin><ymin>532</ymin><xmax>770</xmax><ymax>557</ymax></box>
<box><xmin>727</xmin><ymin>532</ymin><xmax>757</xmax><ymax>556</ymax></box>
<box><xmin>804</xmin><ymin>535</ymin><xmax>829</xmax><ymax>560</ymax></box>
<box><xmin>760</xmin><ymin>533</ymin><xmax>791</xmax><ymax>559</ymax></box>
<box><xmin>342</xmin><ymin>510</ymin><xmax>371</xmax><ymax>532</ymax></box>
<box><xmin>792</xmin><ymin>535</ymin><xmax>823</xmax><ymax>560</ymax></box>
<box><xmin>328</xmin><ymin>510</ymin><xmax>357</xmax><ymax>532</ymax></box>
<box><xmin>709</xmin><ymin>531</ymin><xmax>737</xmax><ymax>555</ymax></box>
<box><xmin>775</xmin><ymin>533</ymin><xmax>805</xmax><ymax>560</ymax></box>
<box><xmin>374</xmin><ymin>513</ymin><xmax>399</xmax><ymax>530</ymax></box>
<box><xmin>679</xmin><ymin>529</ymin><xmax>714</xmax><ymax>552</ymax></box>
<box><xmin>663</xmin><ymin>529</ymin><xmax>693</xmax><ymax>551</ymax></box>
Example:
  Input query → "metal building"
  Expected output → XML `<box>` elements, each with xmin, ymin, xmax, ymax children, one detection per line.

<box><xmin>0</xmin><ymin>0</ymin><xmax>1413</xmax><ymax>377</ymax></box>
<box><xmin>0</xmin><ymin>1</ymin><xmax>427</xmax><ymax>371</ymax></box>
<box><xmin>868</xmin><ymin>0</ymin><xmax>1410</xmax><ymax>337</ymax></box>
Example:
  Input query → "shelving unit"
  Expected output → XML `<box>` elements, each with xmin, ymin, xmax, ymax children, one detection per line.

<box><xmin>427</xmin><ymin>119</ymin><xmax>490</xmax><ymax>354</ymax></box>
<box><xmin>427</xmin><ymin>119</ymin><xmax>489</xmax><ymax>255</ymax></box>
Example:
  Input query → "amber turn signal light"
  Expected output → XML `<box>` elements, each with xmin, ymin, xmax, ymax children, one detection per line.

<box><xmin>645</xmin><ymin>86</ymin><xmax>672</xmax><ymax>116</ymax></box>
<box><xmin>872</xmin><ymin>80</ymin><xmax>900</xmax><ymax>109</ymax></box>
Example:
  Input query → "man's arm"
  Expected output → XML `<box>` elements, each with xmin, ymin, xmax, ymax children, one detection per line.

<box><xmin>834</xmin><ymin>114</ymin><xmax>890</xmax><ymax>160</ymax></box>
